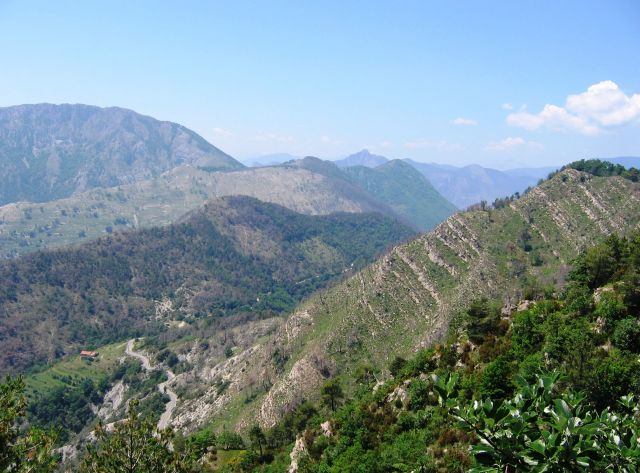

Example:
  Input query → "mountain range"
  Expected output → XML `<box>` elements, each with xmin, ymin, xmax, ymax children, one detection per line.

<box><xmin>2</xmin><ymin>103</ymin><xmax>639</xmax><ymax>467</ymax></box>
<box><xmin>0</xmin><ymin>104</ymin><xmax>243</xmax><ymax>206</ymax></box>
<box><xmin>332</xmin><ymin>150</ymin><xmax>640</xmax><ymax>208</ymax></box>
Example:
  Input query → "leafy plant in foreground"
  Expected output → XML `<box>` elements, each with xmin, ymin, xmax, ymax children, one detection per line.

<box><xmin>434</xmin><ymin>371</ymin><xmax>640</xmax><ymax>472</ymax></box>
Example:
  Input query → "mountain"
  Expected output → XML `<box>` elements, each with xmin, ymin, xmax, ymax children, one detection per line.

<box><xmin>281</xmin><ymin>157</ymin><xmax>457</xmax><ymax>231</ymax></box>
<box><xmin>334</xmin><ymin>149</ymin><xmax>388</xmax><ymax>168</ymax></box>
<box><xmin>242</xmin><ymin>153</ymin><xmax>300</xmax><ymax>167</ymax></box>
<box><xmin>341</xmin><ymin>160</ymin><xmax>458</xmax><ymax>230</ymax></box>
<box><xmin>0</xmin><ymin>104</ymin><xmax>243</xmax><ymax>205</ymax></box>
<box><xmin>158</xmin><ymin>168</ymin><xmax>640</xmax><ymax>432</ymax></box>
<box><xmin>405</xmin><ymin>160</ymin><xmax>541</xmax><ymax>208</ymax></box>
<box><xmin>0</xmin><ymin>164</ymin><xmax>404</xmax><ymax>258</ymax></box>
<box><xmin>252</xmin><ymin>231</ymin><xmax>640</xmax><ymax>472</ymax></box>
<box><xmin>0</xmin><ymin>195</ymin><xmax>415</xmax><ymax>375</ymax></box>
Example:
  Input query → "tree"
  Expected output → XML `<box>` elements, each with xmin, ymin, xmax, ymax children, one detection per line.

<box><xmin>80</xmin><ymin>400</ymin><xmax>197</xmax><ymax>473</ymax></box>
<box><xmin>0</xmin><ymin>376</ymin><xmax>57</xmax><ymax>473</ymax></box>
<box><xmin>321</xmin><ymin>379</ymin><xmax>344</xmax><ymax>411</ymax></box>
<box><xmin>248</xmin><ymin>425</ymin><xmax>266</xmax><ymax>458</ymax></box>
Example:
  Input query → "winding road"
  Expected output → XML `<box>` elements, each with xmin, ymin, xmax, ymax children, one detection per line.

<box><xmin>125</xmin><ymin>339</ymin><xmax>178</xmax><ymax>430</ymax></box>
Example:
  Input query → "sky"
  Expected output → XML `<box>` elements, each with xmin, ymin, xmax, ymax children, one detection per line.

<box><xmin>1</xmin><ymin>1</ymin><xmax>639</xmax><ymax>169</ymax></box>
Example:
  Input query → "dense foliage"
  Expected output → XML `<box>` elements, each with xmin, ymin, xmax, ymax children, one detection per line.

<box><xmin>0</xmin><ymin>377</ymin><xmax>57</xmax><ymax>472</ymax></box>
<box><xmin>27</xmin><ymin>377</ymin><xmax>107</xmax><ymax>443</ymax></box>
<box><xmin>554</xmin><ymin>159</ymin><xmax>639</xmax><ymax>181</ymax></box>
<box><xmin>235</xmin><ymin>231</ymin><xmax>640</xmax><ymax>472</ymax></box>
<box><xmin>0</xmin><ymin>196</ymin><xmax>414</xmax><ymax>374</ymax></box>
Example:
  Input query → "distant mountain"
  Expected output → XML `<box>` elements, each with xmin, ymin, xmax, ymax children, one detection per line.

<box><xmin>334</xmin><ymin>149</ymin><xmax>388</xmax><ymax>168</ymax></box>
<box><xmin>405</xmin><ymin>160</ymin><xmax>540</xmax><ymax>208</ymax></box>
<box><xmin>242</xmin><ymin>153</ymin><xmax>300</xmax><ymax>167</ymax></box>
<box><xmin>0</xmin><ymin>164</ymin><xmax>404</xmax><ymax>258</ymax></box>
<box><xmin>503</xmin><ymin>165</ymin><xmax>558</xmax><ymax>180</ymax></box>
<box><xmin>173</xmin><ymin>168</ymin><xmax>640</xmax><ymax>431</ymax></box>
<box><xmin>0</xmin><ymin>104</ymin><xmax>243</xmax><ymax>205</ymax></box>
<box><xmin>0</xmin><ymin>195</ymin><xmax>415</xmax><ymax>375</ymax></box>
<box><xmin>341</xmin><ymin>160</ymin><xmax>457</xmax><ymax>230</ymax></box>
<box><xmin>282</xmin><ymin>157</ymin><xmax>457</xmax><ymax>231</ymax></box>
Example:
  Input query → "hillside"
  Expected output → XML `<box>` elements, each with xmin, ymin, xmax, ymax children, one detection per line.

<box><xmin>0</xmin><ymin>165</ymin><xmax>400</xmax><ymax>258</ymax></box>
<box><xmin>0</xmin><ymin>104</ymin><xmax>243</xmax><ymax>205</ymax></box>
<box><xmin>156</xmin><ymin>169</ymin><xmax>640</xmax><ymax>433</ymax></box>
<box><xmin>245</xmin><ymin>231</ymin><xmax>640</xmax><ymax>472</ymax></box>
<box><xmin>0</xmin><ymin>196</ymin><xmax>414</xmax><ymax>375</ymax></box>
<box><xmin>341</xmin><ymin>160</ymin><xmax>457</xmax><ymax>230</ymax></box>
<box><xmin>281</xmin><ymin>157</ymin><xmax>456</xmax><ymax>230</ymax></box>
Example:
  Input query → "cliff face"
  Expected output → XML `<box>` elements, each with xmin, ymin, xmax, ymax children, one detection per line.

<box><xmin>0</xmin><ymin>104</ymin><xmax>243</xmax><ymax>205</ymax></box>
<box><xmin>164</xmin><ymin>170</ymin><xmax>640</xmax><ymax>431</ymax></box>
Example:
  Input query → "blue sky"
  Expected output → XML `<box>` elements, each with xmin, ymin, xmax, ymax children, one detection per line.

<box><xmin>1</xmin><ymin>1</ymin><xmax>638</xmax><ymax>168</ymax></box>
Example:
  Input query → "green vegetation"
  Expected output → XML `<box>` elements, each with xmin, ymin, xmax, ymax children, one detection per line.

<box><xmin>237</xmin><ymin>231</ymin><xmax>640</xmax><ymax>472</ymax></box>
<box><xmin>80</xmin><ymin>400</ymin><xmax>199</xmax><ymax>473</ymax></box>
<box><xmin>341</xmin><ymin>160</ymin><xmax>458</xmax><ymax>230</ymax></box>
<box><xmin>0</xmin><ymin>196</ymin><xmax>413</xmax><ymax>375</ymax></box>
<box><xmin>555</xmin><ymin>158</ymin><xmax>640</xmax><ymax>181</ymax></box>
<box><xmin>0</xmin><ymin>377</ymin><xmax>57</xmax><ymax>472</ymax></box>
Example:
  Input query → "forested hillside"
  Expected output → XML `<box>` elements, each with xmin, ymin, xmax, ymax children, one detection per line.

<box><xmin>0</xmin><ymin>104</ymin><xmax>243</xmax><ymax>205</ymax></box>
<box><xmin>0</xmin><ymin>196</ymin><xmax>414</xmax><ymax>375</ymax></box>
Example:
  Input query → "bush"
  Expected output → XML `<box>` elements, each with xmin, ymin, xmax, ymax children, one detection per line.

<box><xmin>613</xmin><ymin>318</ymin><xmax>640</xmax><ymax>353</ymax></box>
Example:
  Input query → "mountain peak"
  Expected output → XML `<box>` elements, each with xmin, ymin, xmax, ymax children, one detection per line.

<box><xmin>334</xmin><ymin>149</ymin><xmax>389</xmax><ymax>168</ymax></box>
<box><xmin>0</xmin><ymin>103</ymin><xmax>244</xmax><ymax>205</ymax></box>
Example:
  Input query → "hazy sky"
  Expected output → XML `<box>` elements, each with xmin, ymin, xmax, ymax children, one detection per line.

<box><xmin>1</xmin><ymin>1</ymin><xmax>639</xmax><ymax>168</ymax></box>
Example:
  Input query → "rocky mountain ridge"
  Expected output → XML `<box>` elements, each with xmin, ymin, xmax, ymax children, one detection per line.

<box><xmin>0</xmin><ymin>103</ymin><xmax>243</xmax><ymax>205</ymax></box>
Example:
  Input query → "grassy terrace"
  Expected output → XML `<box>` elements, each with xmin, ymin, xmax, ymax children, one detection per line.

<box><xmin>24</xmin><ymin>341</ymin><xmax>127</xmax><ymax>398</ymax></box>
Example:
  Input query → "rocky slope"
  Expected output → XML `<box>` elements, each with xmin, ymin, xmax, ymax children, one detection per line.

<box><xmin>0</xmin><ymin>196</ymin><xmax>414</xmax><ymax>375</ymax></box>
<box><xmin>0</xmin><ymin>104</ymin><xmax>243</xmax><ymax>205</ymax></box>
<box><xmin>160</xmin><ymin>169</ymin><xmax>640</xmax><ymax>432</ymax></box>
<box><xmin>0</xmin><ymin>164</ymin><xmax>398</xmax><ymax>258</ymax></box>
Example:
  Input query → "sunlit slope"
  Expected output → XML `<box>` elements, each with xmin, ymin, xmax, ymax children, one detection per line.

<box><xmin>166</xmin><ymin>169</ymin><xmax>640</xmax><ymax>431</ymax></box>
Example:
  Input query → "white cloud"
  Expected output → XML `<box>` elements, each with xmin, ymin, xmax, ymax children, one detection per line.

<box><xmin>502</xmin><ymin>103</ymin><xmax>514</xmax><ymax>110</ymax></box>
<box><xmin>404</xmin><ymin>139</ymin><xmax>463</xmax><ymax>151</ymax></box>
<box><xmin>566</xmin><ymin>80</ymin><xmax>640</xmax><ymax>126</ymax></box>
<box><xmin>212</xmin><ymin>127</ymin><xmax>233</xmax><ymax>136</ymax></box>
<box><xmin>507</xmin><ymin>81</ymin><xmax>640</xmax><ymax>135</ymax></box>
<box><xmin>485</xmin><ymin>136</ymin><xmax>543</xmax><ymax>152</ymax></box>
<box><xmin>451</xmin><ymin>117</ymin><xmax>478</xmax><ymax>126</ymax></box>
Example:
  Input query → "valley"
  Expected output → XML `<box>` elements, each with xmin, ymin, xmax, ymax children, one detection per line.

<box><xmin>0</xmin><ymin>106</ymin><xmax>638</xmax><ymax>473</ymax></box>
